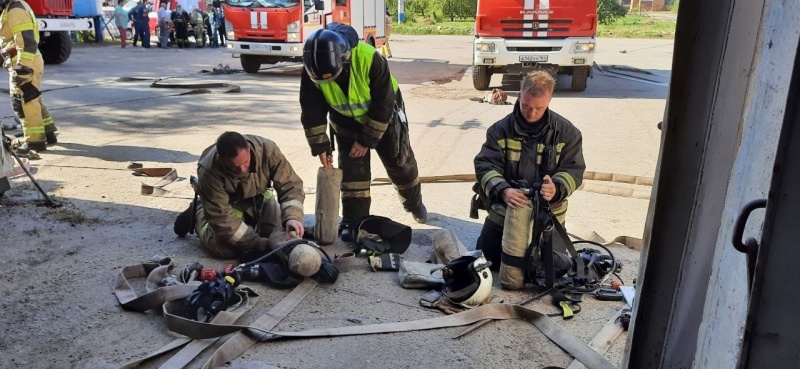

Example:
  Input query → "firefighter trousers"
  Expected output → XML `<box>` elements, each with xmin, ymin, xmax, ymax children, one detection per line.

<box><xmin>9</xmin><ymin>55</ymin><xmax>56</xmax><ymax>144</ymax></box>
<box><xmin>193</xmin><ymin>191</ymin><xmax>281</xmax><ymax>259</ymax></box>
<box><xmin>335</xmin><ymin>119</ymin><xmax>422</xmax><ymax>226</ymax></box>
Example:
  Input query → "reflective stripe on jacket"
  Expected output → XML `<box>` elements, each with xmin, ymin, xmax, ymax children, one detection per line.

<box><xmin>197</xmin><ymin>135</ymin><xmax>305</xmax><ymax>248</ymax></box>
<box><xmin>316</xmin><ymin>42</ymin><xmax>398</xmax><ymax>124</ymax></box>
<box><xmin>475</xmin><ymin>104</ymin><xmax>585</xmax><ymax>225</ymax></box>
<box><xmin>0</xmin><ymin>0</ymin><xmax>40</xmax><ymax>69</ymax></box>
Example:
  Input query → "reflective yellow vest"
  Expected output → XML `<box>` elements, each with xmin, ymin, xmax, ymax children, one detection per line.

<box><xmin>316</xmin><ymin>42</ymin><xmax>398</xmax><ymax>124</ymax></box>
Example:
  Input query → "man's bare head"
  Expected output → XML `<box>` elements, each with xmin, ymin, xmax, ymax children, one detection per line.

<box><xmin>518</xmin><ymin>71</ymin><xmax>555</xmax><ymax>123</ymax></box>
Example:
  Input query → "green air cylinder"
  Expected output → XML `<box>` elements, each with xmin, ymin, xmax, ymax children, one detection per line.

<box><xmin>314</xmin><ymin>167</ymin><xmax>342</xmax><ymax>245</ymax></box>
<box><xmin>500</xmin><ymin>200</ymin><xmax>533</xmax><ymax>290</ymax></box>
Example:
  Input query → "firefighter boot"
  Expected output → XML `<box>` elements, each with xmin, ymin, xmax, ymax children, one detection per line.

<box><xmin>411</xmin><ymin>203</ymin><xmax>428</xmax><ymax>224</ymax></box>
<box><xmin>16</xmin><ymin>141</ymin><xmax>46</xmax><ymax>154</ymax></box>
<box><xmin>46</xmin><ymin>132</ymin><xmax>57</xmax><ymax>144</ymax></box>
<box><xmin>173</xmin><ymin>204</ymin><xmax>194</xmax><ymax>237</ymax></box>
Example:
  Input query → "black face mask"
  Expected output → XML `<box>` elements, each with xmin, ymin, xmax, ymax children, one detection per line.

<box><xmin>313</xmin><ymin>262</ymin><xmax>340</xmax><ymax>284</ymax></box>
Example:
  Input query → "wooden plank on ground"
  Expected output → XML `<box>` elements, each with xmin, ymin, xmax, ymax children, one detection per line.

<box><xmin>566</xmin><ymin>308</ymin><xmax>626</xmax><ymax>369</ymax></box>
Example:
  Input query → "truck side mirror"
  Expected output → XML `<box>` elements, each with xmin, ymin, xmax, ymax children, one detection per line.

<box><xmin>314</xmin><ymin>0</ymin><xmax>323</xmax><ymax>10</ymax></box>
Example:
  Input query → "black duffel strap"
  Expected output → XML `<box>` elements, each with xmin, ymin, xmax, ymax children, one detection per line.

<box><xmin>501</xmin><ymin>252</ymin><xmax>527</xmax><ymax>269</ymax></box>
<box><xmin>552</xmin><ymin>218</ymin><xmax>587</xmax><ymax>282</ymax></box>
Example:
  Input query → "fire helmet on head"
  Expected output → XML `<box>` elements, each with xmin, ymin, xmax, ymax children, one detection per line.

<box><xmin>302</xmin><ymin>29</ymin><xmax>351</xmax><ymax>83</ymax></box>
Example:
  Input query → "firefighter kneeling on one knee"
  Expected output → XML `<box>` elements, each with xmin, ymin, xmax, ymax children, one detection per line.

<box><xmin>173</xmin><ymin>132</ymin><xmax>316</xmax><ymax>272</ymax></box>
<box><xmin>473</xmin><ymin>71</ymin><xmax>586</xmax><ymax>289</ymax></box>
<box><xmin>0</xmin><ymin>0</ymin><xmax>58</xmax><ymax>154</ymax></box>
<box><xmin>299</xmin><ymin>23</ymin><xmax>427</xmax><ymax>237</ymax></box>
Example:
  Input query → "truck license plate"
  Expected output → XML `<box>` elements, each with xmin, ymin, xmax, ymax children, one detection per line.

<box><xmin>250</xmin><ymin>45</ymin><xmax>270</xmax><ymax>51</ymax></box>
<box><xmin>519</xmin><ymin>55</ymin><xmax>548</xmax><ymax>62</ymax></box>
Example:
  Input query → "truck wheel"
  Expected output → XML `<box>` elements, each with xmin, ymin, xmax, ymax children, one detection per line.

<box><xmin>240</xmin><ymin>55</ymin><xmax>261</xmax><ymax>73</ymax></box>
<box><xmin>39</xmin><ymin>31</ymin><xmax>72</xmax><ymax>65</ymax></box>
<box><xmin>571</xmin><ymin>66</ymin><xmax>590</xmax><ymax>92</ymax></box>
<box><xmin>473</xmin><ymin>65</ymin><xmax>491</xmax><ymax>90</ymax></box>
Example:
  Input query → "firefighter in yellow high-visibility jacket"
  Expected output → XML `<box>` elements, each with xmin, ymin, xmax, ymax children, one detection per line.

<box><xmin>0</xmin><ymin>0</ymin><xmax>58</xmax><ymax>154</ymax></box>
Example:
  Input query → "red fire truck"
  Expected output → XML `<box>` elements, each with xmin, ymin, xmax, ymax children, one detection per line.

<box><xmin>30</xmin><ymin>0</ymin><xmax>96</xmax><ymax>64</ymax></box>
<box><xmin>473</xmin><ymin>0</ymin><xmax>597</xmax><ymax>91</ymax></box>
<box><xmin>222</xmin><ymin>0</ymin><xmax>388</xmax><ymax>73</ymax></box>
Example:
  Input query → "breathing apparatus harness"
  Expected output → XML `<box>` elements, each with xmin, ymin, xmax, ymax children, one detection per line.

<box><xmin>183</xmin><ymin>239</ymin><xmax>339</xmax><ymax>322</ymax></box>
<box><xmin>506</xmin><ymin>119</ymin><xmax>621</xmax><ymax>302</ymax></box>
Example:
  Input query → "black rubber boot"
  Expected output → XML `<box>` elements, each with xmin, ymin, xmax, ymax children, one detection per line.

<box><xmin>173</xmin><ymin>204</ymin><xmax>194</xmax><ymax>237</ymax></box>
<box><xmin>411</xmin><ymin>204</ymin><xmax>428</xmax><ymax>224</ymax></box>
<box><xmin>46</xmin><ymin>132</ymin><xmax>57</xmax><ymax>144</ymax></box>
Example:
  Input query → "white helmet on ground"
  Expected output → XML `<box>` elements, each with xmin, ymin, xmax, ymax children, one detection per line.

<box><xmin>441</xmin><ymin>250</ymin><xmax>493</xmax><ymax>308</ymax></box>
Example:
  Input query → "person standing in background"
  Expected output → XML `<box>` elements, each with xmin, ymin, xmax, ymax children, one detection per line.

<box><xmin>157</xmin><ymin>1</ymin><xmax>171</xmax><ymax>48</ymax></box>
<box><xmin>113</xmin><ymin>0</ymin><xmax>129</xmax><ymax>48</ymax></box>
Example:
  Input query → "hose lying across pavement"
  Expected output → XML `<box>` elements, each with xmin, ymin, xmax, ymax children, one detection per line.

<box><xmin>373</xmin><ymin>170</ymin><xmax>655</xmax><ymax>200</ymax></box>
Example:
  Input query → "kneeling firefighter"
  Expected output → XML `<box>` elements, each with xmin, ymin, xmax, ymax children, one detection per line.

<box><xmin>472</xmin><ymin>71</ymin><xmax>586</xmax><ymax>291</ymax></box>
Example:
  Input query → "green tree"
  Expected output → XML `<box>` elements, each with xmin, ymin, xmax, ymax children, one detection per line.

<box><xmin>597</xmin><ymin>0</ymin><xmax>628</xmax><ymax>25</ymax></box>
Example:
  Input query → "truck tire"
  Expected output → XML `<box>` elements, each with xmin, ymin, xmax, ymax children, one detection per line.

<box><xmin>240</xmin><ymin>55</ymin><xmax>261</xmax><ymax>73</ymax></box>
<box><xmin>571</xmin><ymin>66</ymin><xmax>590</xmax><ymax>92</ymax></box>
<box><xmin>39</xmin><ymin>31</ymin><xmax>72</xmax><ymax>65</ymax></box>
<box><xmin>473</xmin><ymin>65</ymin><xmax>491</xmax><ymax>91</ymax></box>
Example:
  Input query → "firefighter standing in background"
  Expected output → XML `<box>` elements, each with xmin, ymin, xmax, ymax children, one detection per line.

<box><xmin>300</xmin><ymin>23</ymin><xmax>427</xmax><ymax>236</ymax></box>
<box><xmin>171</xmin><ymin>4</ymin><xmax>190</xmax><ymax>48</ymax></box>
<box><xmin>0</xmin><ymin>0</ymin><xmax>58</xmax><ymax>154</ymax></box>
<box><xmin>190</xmin><ymin>8</ymin><xmax>205</xmax><ymax>47</ymax></box>
<box><xmin>130</xmin><ymin>0</ymin><xmax>151</xmax><ymax>48</ymax></box>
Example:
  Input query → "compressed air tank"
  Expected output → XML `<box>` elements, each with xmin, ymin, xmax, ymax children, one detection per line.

<box><xmin>500</xmin><ymin>200</ymin><xmax>533</xmax><ymax>290</ymax></box>
<box><xmin>314</xmin><ymin>167</ymin><xmax>342</xmax><ymax>245</ymax></box>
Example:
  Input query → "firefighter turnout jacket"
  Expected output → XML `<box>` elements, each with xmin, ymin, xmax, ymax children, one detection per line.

<box><xmin>197</xmin><ymin>135</ymin><xmax>305</xmax><ymax>250</ymax></box>
<box><xmin>0</xmin><ymin>0</ymin><xmax>56</xmax><ymax>144</ymax></box>
<box><xmin>301</xmin><ymin>41</ymin><xmax>399</xmax><ymax>153</ymax></box>
<box><xmin>0</xmin><ymin>0</ymin><xmax>37</xmax><ymax>70</ymax></box>
<box><xmin>475</xmin><ymin>102</ymin><xmax>585</xmax><ymax>225</ymax></box>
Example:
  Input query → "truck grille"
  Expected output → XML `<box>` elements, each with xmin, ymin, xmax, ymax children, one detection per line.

<box><xmin>45</xmin><ymin>0</ymin><xmax>74</xmax><ymax>16</ymax></box>
<box><xmin>507</xmin><ymin>46</ymin><xmax>563</xmax><ymax>52</ymax></box>
<box><xmin>500</xmin><ymin>19</ymin><xmax>571</xmax><ymax>33</ymax></box>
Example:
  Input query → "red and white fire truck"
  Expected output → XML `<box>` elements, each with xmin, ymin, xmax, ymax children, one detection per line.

<box><xmin>222</xmin><ymin>0</ymin><xmax>388</xmax><ymax>73</ymax></box>
<box><xmin>31</xmin><ymin>0</ymin><xmax>96</xmax><ymax>64</ymax></box>
<box><xmin>473</xmin><ymin>0</ymin><xmax>598</xmax><ymax>91</ymax></box>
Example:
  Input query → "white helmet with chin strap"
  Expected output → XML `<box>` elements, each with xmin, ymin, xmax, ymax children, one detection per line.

<box><xmin>441</xmin><ymin>250</ymin><xmax>493</xmax><ymax>308</ymax></box>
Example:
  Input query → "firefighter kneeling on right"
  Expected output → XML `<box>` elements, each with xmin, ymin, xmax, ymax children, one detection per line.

<box><xmin>473</xmin><ymin>71</ymin><xmax>586</xmax><ymax>289</ymax></box>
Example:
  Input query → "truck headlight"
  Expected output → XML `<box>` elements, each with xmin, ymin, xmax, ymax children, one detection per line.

<box><xmin>226</xmin><ymin>21</ymin><xmax>235</xmax><ymax>41</ymax></box>
<box><xmin>287</xmin><ymin>21</ymin><xmax>300</xmax><ymax>42</ymax></box>
<box><xmin>574</xmin><ymin>42</ymin><xmax>595</xmax><ymax>53</ymax></box>
<box><xmin>475</xmin><ymin>43</ymin><xmax>496</xmax><ymax>52</ymax></box>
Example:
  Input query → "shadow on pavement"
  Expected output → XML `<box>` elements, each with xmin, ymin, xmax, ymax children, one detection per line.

<box><xmin>49</xmin><ymin>142</ymin><xmax>198</xmax><ymax>163</ymax></box>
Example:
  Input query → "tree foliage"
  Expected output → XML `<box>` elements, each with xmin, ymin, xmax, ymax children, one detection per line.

<box><xmin>597</xmin><ymin>0</ymin><xmax>628</xmax><ymax>25</ymax></box>
<box><xmin>386</xmin><ymin>0</ymin><xmax>476</xmax><ymax>22</ymax></box>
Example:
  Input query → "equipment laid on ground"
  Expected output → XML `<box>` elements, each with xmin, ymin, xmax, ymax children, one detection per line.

<box><xmin>500</xmin><ymin>179</ymin><xmax>621</xmax><ymax>304</ymax></box>
<box><xmin>472</xmin><ymin>0</ymin><xmax>597</xmax><ymax>91</ymax></box>
<box><xmin>440</xmin><ymin>250</ymin><xmax>493</xmax><ymax>309</ymax></box>
<box><xmin>314</xmin><ymin>167</ymin><xmax>342</xmax><ymax>244</ymax></box>
<box><xmin>188</xmin><ymin>239</ymin><xmax>340</xmax><ymax>292</ymax></box>
<box><xmin>348</xmin><ymin>215</ymin><xmax>412</xmax><ymax>255</ymax></box>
